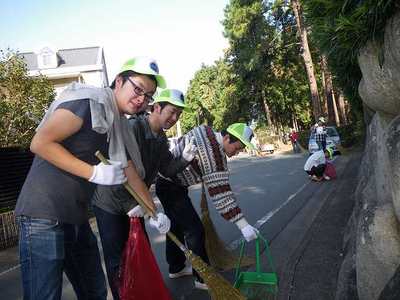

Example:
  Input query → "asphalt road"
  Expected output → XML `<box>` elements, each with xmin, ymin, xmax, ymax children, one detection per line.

<box><xmin>0</xmin><ymin>151</ymin><xmax>326</xmax><ymax>299</ymax></box>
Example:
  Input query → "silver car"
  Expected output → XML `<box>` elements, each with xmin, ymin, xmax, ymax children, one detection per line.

<box><xmin>308</xmin><ymin>126</ymin><xmax>341</xmax><ymax>155</ymax></box>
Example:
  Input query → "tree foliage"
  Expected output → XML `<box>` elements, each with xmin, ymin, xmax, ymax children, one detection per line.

<box><xmin>302</xmin><ymin>0</ymin><xmax>399</xmax><ymax>117</ymax></box>
<box><xmin>180</xmin><ymin>60</ymin><xmax>240</xmax><ymax>132</ymax></box>
<box><xmin>0</xmin><ymin>49</ymin><xmax>55</xmax><ymax>147</ymax></box>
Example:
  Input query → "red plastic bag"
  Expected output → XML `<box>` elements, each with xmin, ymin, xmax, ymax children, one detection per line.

<box><xmin>119</xmin><ymin>217</ymin><xmax>173</xmax><ymax>300</ymax></box>
<box><xmin>324</xmin><ymin>162</ymin><xmax>337</xmax><ymax>179</ymax></box>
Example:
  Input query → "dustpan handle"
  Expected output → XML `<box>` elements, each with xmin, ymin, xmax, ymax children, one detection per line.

<box><xmin>234</xmin><ymin>240</ymin><xmax>246</xmax><ymax>281</ymax></box>
<box><xmin>258</xmin><ymin>234</ymin><xmax>277</xmax><ymax>274</ymax></box>
<box><xmin>256</xmin><ymin>236</ymin><xmax>261</xmax><ymax>273</ymax></box>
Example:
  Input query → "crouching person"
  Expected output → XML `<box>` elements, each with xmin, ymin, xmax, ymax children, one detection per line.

<box><xmin>304</xmin><ymin>147</ymin><xmax>333</xmax><ymax>181</ymax></box>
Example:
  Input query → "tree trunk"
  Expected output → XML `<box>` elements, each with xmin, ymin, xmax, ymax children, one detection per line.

<box><xmin>335</xmin><ymin>90</ymin><xmax>348</xmax><ymax>125</ymax></box>
<box><xmin>321</xmin><ymin>55</ymin><xmax>338</xmax><ymax>125</ymax></box>
<box><xmin>320</xmin><ymin>62</ymin><xmax>328</xmax><ymax>116</ymax></box>
<box><xmin>291</xmin><ymin>0</ymin><xmax>321</xmax><ymax>120</ymax></box>
<box><xmin>261</xmin><ymin>89</ymin><xmax>272</xmax><ymax>128</ymax></box>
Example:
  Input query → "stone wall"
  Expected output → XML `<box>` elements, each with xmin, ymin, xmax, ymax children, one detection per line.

<box><xmin>336</xmin><ymin>11</ymin><xmax>400</xmax><ymax>300</ymax></box>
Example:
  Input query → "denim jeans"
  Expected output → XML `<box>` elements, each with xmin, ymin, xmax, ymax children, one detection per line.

<box><xmin>18</xmin><ymin>216</ymin><xmax>107</xmax><ymax>300</ymax></box>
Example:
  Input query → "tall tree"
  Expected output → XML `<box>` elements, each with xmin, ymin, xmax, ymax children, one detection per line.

<box><xmin>180</xmin><ymin>60</ymin><xmax>240</xmax><ymax>133</ymax></box>
<box><xmin>320</xmin><ymin>55</ymin><xmax>338</xmax><ymax>125</ymax></box>
<box><xmin>290</xmin><ymin>0</ymin><xmax>321</xmax><ymax>120</ymax></box>
<box><xmin>223</xmin><ymin>0</ymin><xmax>275</xmax><ymax>127</ymax></box>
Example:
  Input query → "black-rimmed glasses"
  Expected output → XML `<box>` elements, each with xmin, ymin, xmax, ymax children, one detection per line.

<box><xmin>126</xmin><ymin>77</ymin><xmax>154</xmax><ymax>102</ymax></box>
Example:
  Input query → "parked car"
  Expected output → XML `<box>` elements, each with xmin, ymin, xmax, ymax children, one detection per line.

<box><xmin>260</xmin><ymin>143</ymin><xmax>275</xmax><ymax>154</ymax></box>
<box><xmin>308</xmin><ymin>126</ymin><xmax>341</xmax><ymax>155</ymax></box>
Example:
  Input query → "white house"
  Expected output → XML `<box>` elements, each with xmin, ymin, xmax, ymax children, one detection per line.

<box><xmin>20</xmin><ymin>46</ymin><xmax>109</xmax><ymax>95</ymax></box>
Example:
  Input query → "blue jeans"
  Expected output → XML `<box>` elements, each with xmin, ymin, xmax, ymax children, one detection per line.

<box><xmin>18</xmin><ymin>216</ymin><xmax>107</xmax><ymax>300</ymax></box>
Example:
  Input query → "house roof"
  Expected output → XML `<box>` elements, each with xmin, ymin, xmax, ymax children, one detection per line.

<box><xmin>20</xmin><ymin>46</ymin><xmax>102</xmax><ymax>71</ymax></box>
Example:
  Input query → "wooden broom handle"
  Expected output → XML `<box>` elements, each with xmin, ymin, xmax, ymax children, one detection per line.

<box><xmin>95</xmin><ymin>151</ymin><xmax>188</xmax><ymax>252</ymax></box>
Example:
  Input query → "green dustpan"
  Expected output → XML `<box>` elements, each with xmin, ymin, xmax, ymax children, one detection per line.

<box><xmin>234</xmin><ymin>234</ymin><xmax>278</xmax><ymax>299</ymax></box>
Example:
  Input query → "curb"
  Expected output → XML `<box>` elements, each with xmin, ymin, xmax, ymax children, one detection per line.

<box><xmin>272</xmin><ymin>153</ymin><xmax>358</xmax><ymax>300</ymax></box>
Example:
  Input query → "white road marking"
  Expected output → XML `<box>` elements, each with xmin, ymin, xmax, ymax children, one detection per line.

<box><xmin>0</xmin><ymin>264</ymin><xmax>20</xmax><ymax>277</ymax></box>
<box><xmin>228</xmin><ymin>181</ymin><xmax>309</xmax><ymax>250</ymax></box>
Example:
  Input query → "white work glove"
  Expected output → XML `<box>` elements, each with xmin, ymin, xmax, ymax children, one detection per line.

<box><xmin>89</xmin><ymin>161</ymin><xmax>127</xmax><ymax>185</ymax></box>
<box><xmin>241</xmin><ymin>225</ymin><xmax>259</xmax><ymax>242</ymax></box>
<box><xmin>149</xmin><ymin>213</ymin><xmax>171</xmax><ymax>234</ymax></box>
<box><xmin>127</xmin><ymin>201</ymin><xmax>164</xmax><ymax>218</ymax></box>
<box><xmin>182</xmin><ymin>136</ymin><xmax>197</xmax><ymax>162</ymax></box>
<box><xmin>237</xmin><ymin>219</ymin><xmax>259</xmax><ymax>242</ymax></box>
<box><xmin>127</xmin><ymin>205</ymin><xmax>145</xmax><ymax>218</ymax></box>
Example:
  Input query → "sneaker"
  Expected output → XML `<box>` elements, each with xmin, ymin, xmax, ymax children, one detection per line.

<box><xmin>194</xmin><ymin>280</ymin><xmax>209</xmax><ymax>290</ymax></box>
<box><xmin>311</xmin><ymin>175</ymin><xmax>322</xmax><ymax>182</ymax></box>
<box><xmin>169</xmin><ymin>265</ymin><xmax>193</xmax><ymax>279</ymax></box>
<box><xmin>324</xmin><ymin>175</ymin><xmax>331</xmax><ymax>181</ymax></box>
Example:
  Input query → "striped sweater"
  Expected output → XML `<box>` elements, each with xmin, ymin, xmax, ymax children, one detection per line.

<box><xmin>162</xmin><ymin>125</ymin><xmax>244</xmax><ymax>224</ymax></box>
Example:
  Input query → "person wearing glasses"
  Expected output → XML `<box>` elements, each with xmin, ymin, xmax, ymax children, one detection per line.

<box><xmin>15</xmin><ymin>56</ymin><xmax>171</xmax><ymax>300</ymax></box>
<box><xmin>92</xmin><ymin>88</ymin><xmax>197</xmax><ymax>299</ymax></box>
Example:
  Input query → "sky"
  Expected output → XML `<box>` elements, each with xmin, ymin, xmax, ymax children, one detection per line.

<box><xmin>0</xmin><ymin>0</ymin><xmax>230</xmax><ymax>92</ymax></box>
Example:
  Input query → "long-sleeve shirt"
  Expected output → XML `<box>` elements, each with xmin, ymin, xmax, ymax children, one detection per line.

<box><xmin>92</xmin><ymin>114</ymin><xmax>189</xmax><ymax>214</ymax></box>
<box><xmin>304</xmin><ymin>150</ymin><xmax>326</xmax><ymax>171</ymax></box>
<box><xmin>160</xmin><ymin>125</ymin><xmax>244</xmax><ymax>224</ymax></box>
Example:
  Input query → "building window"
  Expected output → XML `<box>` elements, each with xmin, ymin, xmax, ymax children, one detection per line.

<box><xmin>37</xmin><ymin>47</ymin><xmax>58</xmax><ymax>69</ymax></box>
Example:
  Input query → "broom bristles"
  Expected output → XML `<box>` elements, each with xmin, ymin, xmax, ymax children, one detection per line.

<box><xmin>186</xmin><ymin>251</ymin><xmax>247</xmax><ymax>300</ymax></box>
<box><xmin>95</xmin><ymin>152</ymin><xmax>246</xmax><ymax>299</ymax></box>
<box><xmin>200</xmin><ymin>183</ymin><xmax>255</xmax><ymax>271</ymax></box>
<box><xmin>202</xmin><ymin>211</ymin><xmax>255</xmax><ymax>271</ymax></box>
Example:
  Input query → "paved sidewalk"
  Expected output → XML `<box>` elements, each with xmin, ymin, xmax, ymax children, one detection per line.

<box><xmin>272</xmin><ymin>152</ymin><xmax>361</xmax><ymax>300</ymax></box>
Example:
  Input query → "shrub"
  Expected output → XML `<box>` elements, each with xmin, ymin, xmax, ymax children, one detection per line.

<box><xmin>0</xmin><ymin>49</ymin><xmax>55</xmax><ymax>148</ymax></box>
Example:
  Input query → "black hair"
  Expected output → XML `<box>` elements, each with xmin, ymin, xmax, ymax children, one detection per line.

<box><xmin>150</xmin><ymin>101</ymin><xmax>169</xmax><ymax>113</ymax></box>
<box><xmin>109</xmin><ymin>70</ymin><xmax>157</xmax><ymax>89</ymax></box>
<box><xmin>221</xmin><ymin>129</ymin><xmax>241</xmax><ymax>144</ymax></box>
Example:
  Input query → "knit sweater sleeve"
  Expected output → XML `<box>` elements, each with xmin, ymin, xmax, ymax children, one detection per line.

<box><xmin>199</xmin><ymin>126</ymin><xmax>244</xmax><ymax>224</ymax></box>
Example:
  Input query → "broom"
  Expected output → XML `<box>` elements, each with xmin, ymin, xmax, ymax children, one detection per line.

<box><xmin>200</xmin><ymin>183</ymin><xmax>255</xmax><ymax>271</ymax></box>
<box><xmin>95</xmin><ymin>151</ymin><xmax>246</xmax><ymax>300</ymax></box>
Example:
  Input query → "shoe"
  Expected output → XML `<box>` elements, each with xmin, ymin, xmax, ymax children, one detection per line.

<box><xmin>169</xmin><ymin>265</ymin><xmax>193</xmax><ymax>279</ymax></box>
<box><xmin>324</xmin><ymin>175</ymin><xmax>331</xmax><ymax>181</ymax></box>
<box><xmin>194</xmin><ymin>280</ymin><xmax>208</xmax><ymax>290</ymax></box>
<box><xmin>311</xmin><ymin>175</ymin><xmax>322</xmax><ymax>182</ymax></box>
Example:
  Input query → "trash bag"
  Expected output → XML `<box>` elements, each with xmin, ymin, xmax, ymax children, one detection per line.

<box><xmin>119</xmin><ymin>217</ymin><xmax>172</xmax><ymax>300</ymax></box>
<box><xmin>324</xmin><ymin>162</ymin><xmax>337</xmax><ymax>179</ymax></box>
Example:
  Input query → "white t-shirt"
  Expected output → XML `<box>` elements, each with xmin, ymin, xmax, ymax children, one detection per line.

<box><xmin>316</xmin><ymin>126</ymin><xmax>325</xmax><ymax>134</ymax></box>
<box><xmin>304</xmin><ymin>150</ymin><xmax>326</xmax><ymax>171</ymax></box>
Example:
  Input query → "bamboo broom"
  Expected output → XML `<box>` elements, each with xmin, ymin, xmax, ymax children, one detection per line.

<box><xmin>200</xmin><ymin>183</ymin><xmax>255</xmax><ymax>271</ymax></box>
<box><xmin>95</xmin><ymin>151</ymin><xmax>246</xmax><ymax>300</ymax></box>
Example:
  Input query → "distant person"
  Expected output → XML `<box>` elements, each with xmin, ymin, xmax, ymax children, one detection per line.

<box><xmin>155</xmin><ymin>123</ymin><xmax>259</xmax><ymax>290</ymax></box>
<box><xmin>250</xmin><ymin>134</ymin><xmax>260</xmax><ymax>156</ymax></box>
<box><xmin>313</xmin><ymin>117</ymin><xmax>327</xmax><ymax>150</ymax></box>
<box><xmin>289</xmin><ymin>129</ymin><xmax>300</xmax><ymax>153</ymax></box>
<box><xmin>304</xmin><ymin>147</ymin><xmax>333</xmax><ymax>181</ymax></box>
